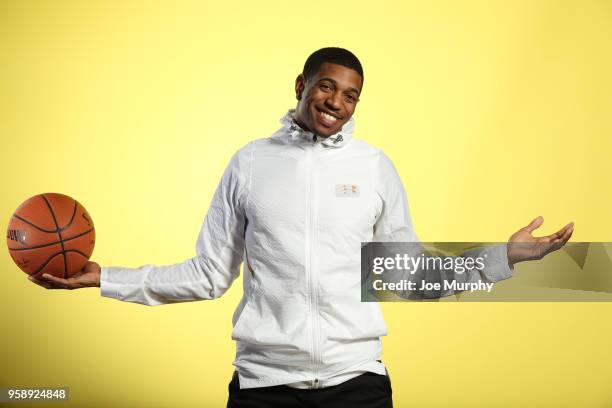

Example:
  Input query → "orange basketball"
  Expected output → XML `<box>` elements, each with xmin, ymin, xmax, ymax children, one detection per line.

<box><xmin>7</xmin><ymin>193</ymin><xmax>96</xmax><ymax>280</ymax></box>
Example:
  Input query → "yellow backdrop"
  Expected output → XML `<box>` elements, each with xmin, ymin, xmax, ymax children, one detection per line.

<box><xmin>1</xmin><ymin>1</ymin><xmax>611</xmax><ymax>407</ymax></box>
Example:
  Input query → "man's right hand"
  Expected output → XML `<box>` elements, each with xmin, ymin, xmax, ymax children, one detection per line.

<box><xmin>29</xmin><ymin>261</ymin><xmax>101</xmax><ymax>289</ymax></box>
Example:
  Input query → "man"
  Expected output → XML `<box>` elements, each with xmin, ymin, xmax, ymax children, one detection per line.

<box><xmin>32</xmin><ymin>47</ymin><xmax>573</xmax><ymax>407</ymax></box>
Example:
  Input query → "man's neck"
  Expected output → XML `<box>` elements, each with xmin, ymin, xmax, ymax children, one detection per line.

<box><xmin>292</xmin><ymin>115</ymin><xmax>329</xmax><ymax>139</ymax></box>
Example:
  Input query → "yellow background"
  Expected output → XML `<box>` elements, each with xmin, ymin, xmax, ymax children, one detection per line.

<box><xmin>1</xmin><ymin>1</ymin><xmax>611</xmax><ymax>406</ymax></box>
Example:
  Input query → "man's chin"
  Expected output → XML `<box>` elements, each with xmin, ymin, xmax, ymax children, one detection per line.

<box><xmin>313</xmin><ymin>124</ymin><xmax>341</xmax><ymax>138</ymax></box>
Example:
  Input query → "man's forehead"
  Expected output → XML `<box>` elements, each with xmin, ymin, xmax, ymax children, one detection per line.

<box><xmin>309</xmin><ymin>62</ymin><xmax>363</xmax><ymax>92</ymax></box>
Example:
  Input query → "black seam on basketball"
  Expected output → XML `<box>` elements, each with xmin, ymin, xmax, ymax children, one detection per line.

<box><xmin>13</xmin><ymin>214</ymin><xmax>58</xmax><ymax>233</ymax></box>
<box><xmin>31</xmin><ymin>251</ymin><xmax>65</xmax><ymax>276</ymax></box>
<box><xmin>8</xmin><ymin>228</ymin><xmax>95</xmax><ymax>251</ymax></box>
<box><xmin>63</xmin><ymin>249</ymin><xmax>90</xmax><ymax>259</ymax></box>
<box><xmin>30</xmin><ymin>249</ymin><xmax>91</xmax><ymax>278</ymax></box>
<box><xmin>41</xmin><ymin>194</ymin><xmax>67</xmax><ymax>279</ymax></box>
<box><xmin>59</xmin><ymin>200</ymin><xmax>78</xmax><ymax>231</ymax></box>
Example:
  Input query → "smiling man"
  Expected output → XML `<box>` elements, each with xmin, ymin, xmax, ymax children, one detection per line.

<box><xmin>294</xmin><ymin>56</ymin><xmax>362</xmax><ymax>137</ymax></box>
<box><xmin>34</xmin><ymin>47</ymin><xmax>573</xmax><ymax>408</ymax></box>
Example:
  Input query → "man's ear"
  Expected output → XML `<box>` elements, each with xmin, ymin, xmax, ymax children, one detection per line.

<box><xmin>295</xmin><ymin>74</ymin><xmax>306</xmax><ymax>100</ymax></box>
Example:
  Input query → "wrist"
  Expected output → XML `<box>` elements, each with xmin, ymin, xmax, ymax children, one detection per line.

<box><xmin>93</xmin><ymin>267</ymin><xmax>101</xmax><ymax>287</ymax></box>
<box><xmin>506</xmin><ymin>243</ymin><xmax>518</xmax><ymax>267</ymax></box>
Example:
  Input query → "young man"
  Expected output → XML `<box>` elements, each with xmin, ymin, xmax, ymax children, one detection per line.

<box><xmin>33</xmin><ymin>48</ymin><xmax>573</xmax><ymax>408</ymax></box>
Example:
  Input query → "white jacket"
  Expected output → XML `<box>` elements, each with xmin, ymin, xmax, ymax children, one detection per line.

<box><xmin>101</xmin><ymin>110</ymin><xmax>513</xmax><ymax>389</ymax></box>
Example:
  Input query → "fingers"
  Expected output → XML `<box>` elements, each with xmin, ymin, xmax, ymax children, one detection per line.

<box><xmin>28</xmin><ymin>275</ymin><xmax>54</xmax><ymax>289</ymax></box>
<box><xmin>42</xmin><ymin>273</ymin><xmax>78</xmax><ymax>289</ymax></box>
<box><xmin>524</xmin><ymin>216</ymin><xmax>544</xmax><ymax>233</ymax></box>
<box><xmin>27</xmin><ymin>273</ymin><xmax>76</xmax><ymax>289</ymax></box>
<box><xmin>550</xmin><ymin>222</ymin><xmax>574</xmax><ymax>240</ymax></box>
<box><xmin>550</xmin><ymin>223</ymin><xmax>574</xmax><ymax>243</ymax></box>
<box><xmin>550</xmin><ymin>223</ymin><xmax>574</xmax><ymax>251</ymax></box>
<box><xmin>536</xmin><ymin>221</ymin><xmax>574</xmax><ymax>244</ymax></box>
<box><xmin>563</xmin><ymin>223</ymin><xmax>574</xmax><ymax>240</ymax></box>
<box><xmin>558</xmin><ymin>223</ymin><xmax>574</xmax><ymax>244</ymax></box>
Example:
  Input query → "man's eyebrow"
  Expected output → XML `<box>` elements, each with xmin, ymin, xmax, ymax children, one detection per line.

<box><xmin>318</xmin><ymin>77</ymin><xmax>337</xmax><ymax>85</ymax></box>
<box><xmin>318</xmin><ymin>77</ymin><xmax>361</xmax><ymax>95</ymax></box>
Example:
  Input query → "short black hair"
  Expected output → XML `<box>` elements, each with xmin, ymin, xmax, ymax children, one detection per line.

<box><xmin>303</xmin><ymin>47</ymin><xmax>364</xmax><ymax>83</ymax></box>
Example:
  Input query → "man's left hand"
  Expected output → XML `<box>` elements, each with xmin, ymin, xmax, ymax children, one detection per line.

<box><xmin>507</xmin><ymin>216</ymin><xmax>574</xmax><ymax>267</ymax></box>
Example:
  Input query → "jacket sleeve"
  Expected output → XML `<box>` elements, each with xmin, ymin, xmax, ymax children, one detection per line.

<box><xmin>100</xmin><ymin>147</ymin><xmax>250</xmax><ymax>306</ymax></box>
<box><xmin>371</xmin><ymin>151</ymin><xmax>513</xmax><ymax>300</ymax></box>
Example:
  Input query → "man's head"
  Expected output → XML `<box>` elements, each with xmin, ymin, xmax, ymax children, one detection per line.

<box><xmin>294</xmin><ymin>47</ymin><xmax>363</xmax><ymax>137</ymax></box>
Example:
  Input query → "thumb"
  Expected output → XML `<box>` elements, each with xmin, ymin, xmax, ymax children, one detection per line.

<box><xmin>524</xmin><ymin>216</ymin><xmax>544</xmax><ymax>233</ymax></box>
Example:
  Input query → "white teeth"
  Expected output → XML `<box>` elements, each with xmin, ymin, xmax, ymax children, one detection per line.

<box><xmin>320</xmin><ymin>111</ymin><xmax>337</xmax><ymax>122</ymax></box>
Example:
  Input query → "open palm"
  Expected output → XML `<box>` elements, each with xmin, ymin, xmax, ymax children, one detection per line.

<box><xmin>29</xmin><ymin>261</ymin><xmax>101</xmax><ymax>289</ymax></box>
<box><xmin>507</xmin><ymin>216</ymin><xmax>574</xmax><ymax>266</ymax></box>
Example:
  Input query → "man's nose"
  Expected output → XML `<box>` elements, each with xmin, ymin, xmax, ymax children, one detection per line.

<box><xmin>325</xmin><ymin>91</ymin><xmax>342</xmax><ymax>110</ymax></box>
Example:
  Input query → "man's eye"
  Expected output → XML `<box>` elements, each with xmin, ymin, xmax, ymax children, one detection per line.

<box><xmin>319</xmin><ymin>84</ymin><xmax>331</xmax><ymax>91</ymax></box>
<box><xmin>345</xmin><ymin>95</ymin><xmax>356</xmax><ymax>103</ymax></box>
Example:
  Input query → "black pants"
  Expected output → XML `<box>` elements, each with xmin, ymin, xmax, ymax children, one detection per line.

<box><xmin>226</xmin><ymin>371</ymin><xmax>393</xmax><ymax>408</ymax></box>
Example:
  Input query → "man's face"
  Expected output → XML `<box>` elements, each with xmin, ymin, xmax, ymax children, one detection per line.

<box><xmin>294</xmin><ymin>62</ymin><xmax>362</xmax><ymax>137</ymax></box>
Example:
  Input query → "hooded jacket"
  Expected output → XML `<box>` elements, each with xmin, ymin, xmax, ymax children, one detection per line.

<box><xmin>100</xmin><ymin>110</ymin><xmax>513</xmax><ymax>389</ymax></box>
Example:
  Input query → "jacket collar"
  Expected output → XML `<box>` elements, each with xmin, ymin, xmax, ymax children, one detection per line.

<box><xmin>273</xmin><ymin>109</ymin><xmax>354</xmax><ymax>148</ymax></box>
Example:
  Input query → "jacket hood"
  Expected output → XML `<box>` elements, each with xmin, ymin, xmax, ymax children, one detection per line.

<box><xmin>273</xmin><ymin>109</ymin><xmax>355</xmax><ymax>148</ymax></box>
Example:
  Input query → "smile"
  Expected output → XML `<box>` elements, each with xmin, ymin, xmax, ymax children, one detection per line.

<box><xmin>315</xmin><ymin>107</ymin><xmax>340</xmax><ymax>126</ymax></box>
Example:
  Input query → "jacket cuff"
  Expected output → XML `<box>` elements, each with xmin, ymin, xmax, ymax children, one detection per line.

<box><xmin>481</xmin><ymin>244</ymin><xmax>514</xmax><ymax>283</ymax></box>
<box><xmin>100</xmin><ymin>266</ymin><xmax>152</xmax><ymax>304</ymax></box>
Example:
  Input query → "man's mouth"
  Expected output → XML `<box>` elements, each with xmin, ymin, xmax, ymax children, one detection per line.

<box><xmin>315</xmin><ymin>107</ymin><xmax>341</xmax><ymax>127</ymax></box>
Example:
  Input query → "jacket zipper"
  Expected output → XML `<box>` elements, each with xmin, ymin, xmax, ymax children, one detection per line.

<box><xmin>305</xmin><ymin>141</ymin><xmax>321</xmax><ymax>389</ymax></box>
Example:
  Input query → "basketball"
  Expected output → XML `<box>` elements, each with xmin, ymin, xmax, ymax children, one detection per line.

<box><xmin>6</xmin><ymin>193</ymin><xmax>96</xmax><ymax>280</ymax></box>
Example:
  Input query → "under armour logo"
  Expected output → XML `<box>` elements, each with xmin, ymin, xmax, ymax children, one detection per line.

<box><xmin>335</xmin><ymin>184</ymin><xmax>360</xmax><ymax>197</ymax></box>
